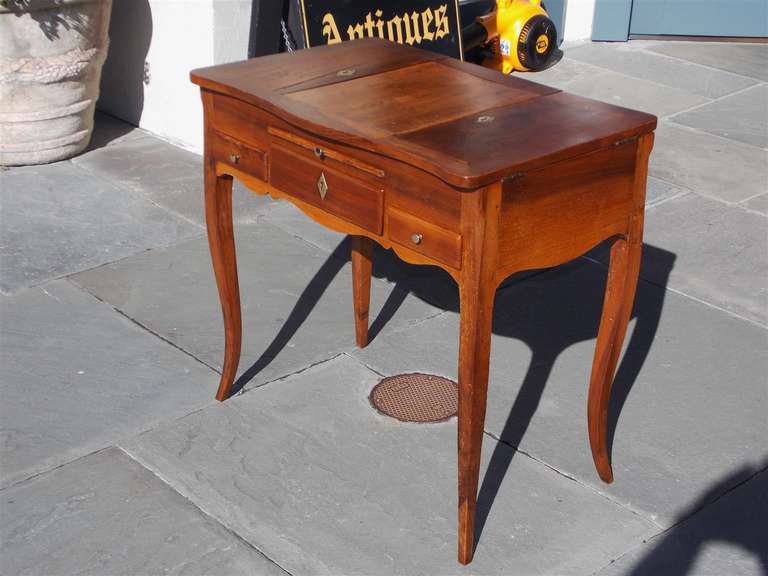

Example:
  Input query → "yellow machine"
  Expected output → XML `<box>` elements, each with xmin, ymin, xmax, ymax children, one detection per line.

<box><xmin>463</xmin><ymin>0</ymin><xmax>557</xmax><ymax>73</ymax></box>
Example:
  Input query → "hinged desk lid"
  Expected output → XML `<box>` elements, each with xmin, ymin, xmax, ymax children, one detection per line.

<box><xmin>191</xmin><ymin>38</ymin><xmax>656</xmax><ymax>189</ymax></box>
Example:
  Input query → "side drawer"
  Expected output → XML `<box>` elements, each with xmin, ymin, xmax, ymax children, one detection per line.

<box><xmin>388</xmin><ymin>207</ymin><xmax>462</xmax><ymax>269</ymax></box>
<box><xmin>211</xmin><ymin>94</ymin><xmax>269</xmax><ymax>150</ymax></box>
<box><xmin>211</xmin><ymin>131</ymin><xmax>267</xmax><ymax>181</ymax></box>
<box><xmin>270</xmin><ymin>144</ymin><xmax>384</xmax><ymax>234</ymax></box>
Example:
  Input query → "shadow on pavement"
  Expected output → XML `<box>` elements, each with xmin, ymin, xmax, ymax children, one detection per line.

<box><xmin>231</xmin><ymin>236</ymin><xmax>677</xmax><ymax>556</ymax></box>
<box><xmin>616</xmin><ymin>461</ymin><xmax>768</xmax><ymax>576</ymax></box>
<box><xmin>471</xmin><ymin>242</ymin><xmax>674</xmax><ymax>548</ymax></box>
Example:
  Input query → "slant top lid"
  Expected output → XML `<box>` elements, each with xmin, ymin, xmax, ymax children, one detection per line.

<box><xmin>191</xmin><ymin>38</ymin><xmax>656</xmax><ymax>189</ymax></box>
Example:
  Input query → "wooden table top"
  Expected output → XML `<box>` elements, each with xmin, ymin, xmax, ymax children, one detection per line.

<box><xmin>191</xmin><ymin>38</ymin><xmax>656</xmax><ymax>189</ymax></box>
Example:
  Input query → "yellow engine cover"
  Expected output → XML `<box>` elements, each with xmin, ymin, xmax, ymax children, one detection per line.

<box><xmin>496</xmin><ymin>0</ymin><xmax>554</xmax><ymax>73</ymax></box>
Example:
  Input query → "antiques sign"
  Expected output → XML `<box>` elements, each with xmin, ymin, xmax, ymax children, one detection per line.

<box><xmin>299</xmin><ymin>0</ymin><xmax>463</xmax><ymax>59</ymax></box>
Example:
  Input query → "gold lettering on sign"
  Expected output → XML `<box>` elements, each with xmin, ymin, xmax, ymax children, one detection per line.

<box><xmin>404</xmin><ymin>12</ymin><xmax>422</xmax><ymax>45</ymax></box>
<box><xmin>322</xmin><ymin>13</ymin><xmax>342</xmax><ymax>44</ymax></box>
<box><xmin>387</xmin><ymin>14</ymin><xmax>404</xmax><ymax>43</ymax></box>
<box><xmin>421</xmin><ymin>9</ymin><xmax>434</xmax><ymax>40</ymax></box>
<box><xmin>434</xmin><ymin>5</ymin><xmax>450</xmax><ymax>38</ymax></box>
<box><xmin>347</xmin><ymin>21</ymin><xmax>365</xmax><ymax>40</ymax></box>
<box><xmin>319</xmin><ymin>5</ymin><xmax>451</xmax><ymax>47</ymax></box>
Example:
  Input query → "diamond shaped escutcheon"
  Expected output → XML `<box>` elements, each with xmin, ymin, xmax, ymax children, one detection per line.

<box><xmin>317</xmin><ymin>172</ymin><xmax>328</xmax><ymax>200</ymax></box>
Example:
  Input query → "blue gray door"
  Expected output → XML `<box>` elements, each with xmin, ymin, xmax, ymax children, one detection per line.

<box><xmin>593</xmin><ymin>0</ymin><xmax>768</xmax><ymax>41</ymax></box>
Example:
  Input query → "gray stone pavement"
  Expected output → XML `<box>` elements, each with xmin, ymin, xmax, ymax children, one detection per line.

<box><xmin>1</xmin><ymin>41</ymin><xmax>766</xmax><ymax>575</ymax></box>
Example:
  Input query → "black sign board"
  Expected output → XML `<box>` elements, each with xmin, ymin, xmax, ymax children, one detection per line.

<box><xmin>299</xmin><ymin>0</ymin><xmax>464</xmax><ymax>60</ymax></box>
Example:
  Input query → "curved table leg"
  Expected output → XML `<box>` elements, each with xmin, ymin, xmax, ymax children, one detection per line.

<box><xmin>351</xmin><ymin>235</ymin><xmax>373</xmax><ymax>348</ymax></box>
<box><xmin>588</xmin><ymin>237</ymin><xmax>641</xmax><ymax>482</ymax></box>
<box><xmin>588</xmin><ymin>133</ymin><xmax>651</xmax><ymax>483</ymax></box>
<box><xmin>205</xmin><ymin>166</ymin><xmax>242</xmax><ymax>402</ymax></box>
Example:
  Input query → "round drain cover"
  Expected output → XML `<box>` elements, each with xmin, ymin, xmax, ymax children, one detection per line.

<box><xmin>370</xmin><ymin>373</ymin><xmax>458</xmax><ymax>423</ymax></box>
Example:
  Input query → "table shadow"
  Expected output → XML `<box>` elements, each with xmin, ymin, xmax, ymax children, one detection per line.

<box><xmin>230</xmin><ymin>236</ymin><xmax>677</xmax><ymax>556</ymax></box>
<box><xmin>363</xmin><ymin>240</ymin><xmax>676</xmax><ymax>549</ymax></box>
<box><xmin>615</xmin><ymin>460</ymin><xmax>768</xmax><ymax>576</ymax></box>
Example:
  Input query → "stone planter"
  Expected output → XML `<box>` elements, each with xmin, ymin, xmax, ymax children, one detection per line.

<box><xmin>0</xmin><ymin>0</ymin><xmax>112</xmax><ymax>165</ymax></box>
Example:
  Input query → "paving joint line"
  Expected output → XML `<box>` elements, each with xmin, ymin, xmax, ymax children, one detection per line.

<box><xmin>644</xmin><ymin>189</ymin><xmax>691</xmax><ymax>209</ymax></box>
<box><xmin>659</xmin><ymin>187</ymin><xmax>767</xmax><ymax>213</ymax></box>
<box><xmin>633</xmin><ymin>43</ymin><xmax>767</xmax><ymax>83</ymax></box>
<box><xmin>0</xmin><ymin>229</ymin><xmax>207</xmax><ymax>298</ymax></box>
<box><xmin>262</xmin><ymin>214</ymin><xmax>341</xmax><ymax>255</ymax></box>
<box><xmin>738</xmin><ymin>203</ymin><xmax>768</xmax><ymax>218</ymax></box>
<box><xmin>0</xmin><ymin>403</ymin><xmax>220</xmax><ymax>492</ymax></box>
<box><xmin>660</xmin><ymin>79</ymin><xmax>763</xmax><ymax>121</ymax></box>
<box><xmin>342</xmin><ymin>351</ymin><xmax>387</xmax><ymax>377</ymax></box>
<box><xmin>237</xmin><ymin>352</ymin><xmax>347</xmax><ymax>397</ymax></box>
<box><xmin>116</xmin><ymin>445</ymin><xmax>294</xmax><ymax>576</ymax></box>
<box><xmin>566</xmin><ymin>57</ymin><xmax>719</xmax><ymax>104</ymax></box>
<box><xmin>69</xmin><ymin>157</ymin><xmax>206</xmax><ymax>231</ymax></box>
<box><xmin>652</xmin><ymin>461</ymin><xmax>768</xmax><ymax>535</ymax></box>
<box><xmin>642</xmin><ymin>174</ymin><xmax>741</xmax><ymax>211</ymax></box>
<box><xmin>660</xmin><ymin>115</ymin><xmax>768</xmax><ymax>151</ymax></box>
<box><xmin>0</xmin><ymin>445</ymin><xmax>118</xmax><ymax>492</ymax></box>
<box><xmin>580</xmin><ymin>256</ymin><xmax>768</xmax><ymax>330</ymax></box>
<box><xmin>64</xmin><ymin>277</ymin><xmax>222</xmax><ymax>373</ymax></box>
<box><xmin>481</xmin><ymin>429</ymin><xmax>662</xmax><ymax>529</ymax></box>
<box><xmin>587</xmin><ymin>461</ymin><xmax>768</xmax><ymax>575</ymax></box>
<box><xmin>738</xmin><ymin>188</ymin><xmax>768</xmax><ymax>204</ymax></box>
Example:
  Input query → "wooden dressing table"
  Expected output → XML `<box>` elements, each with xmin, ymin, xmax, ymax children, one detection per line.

<box><xmin>191</xmin><ymin>38</ymin><xmax>656</xmax><ymax>565</ymax></box>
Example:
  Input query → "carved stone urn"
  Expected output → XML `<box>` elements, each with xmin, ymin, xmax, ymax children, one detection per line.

<box><xmin>0</xmin><ymin>0</ymin><xmax>112</xmax><ymax>165</ymax></box>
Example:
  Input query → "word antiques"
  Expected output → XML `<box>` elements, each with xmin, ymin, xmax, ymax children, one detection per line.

<box><xmin>320</xmin><ymin>6</ymin><xmax>452</xmax><ymax>46</ymax></box>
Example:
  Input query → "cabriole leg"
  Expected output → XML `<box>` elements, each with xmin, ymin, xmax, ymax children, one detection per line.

<box><xmin>205</xmin><ymin>164</ymin><xmax>241</xmax><ymax>402</ymax></box>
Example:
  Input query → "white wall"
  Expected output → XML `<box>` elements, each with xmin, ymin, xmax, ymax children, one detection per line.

<box><xmin>213</xmin><ymin>0</ymin><xmax>253</xmax><ymax>65</ymax></box>
<box><xmin>99</xmin><ymin>0</ymin><xmax>252</xmax><ymax>153</ymax></box>
<box><xmin>562</xmin><ymin>0</ymin><xmax>597</xmax><ymax>41</ymax></box>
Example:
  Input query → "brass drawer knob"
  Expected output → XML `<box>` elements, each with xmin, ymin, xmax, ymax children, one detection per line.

<box><xmin>410</xmin><ymin>233</ymin><xmax>423</xmax><ymax>245</ymax></box>
<box><xmin>229</xmin><ymin>153</ymin><xmax>240</xmax><ymax>164</ymax></box>
<box><xmin>314</xmin><ymin>146</ymin><xmax>325</xmax><ymax>159</ymax></box>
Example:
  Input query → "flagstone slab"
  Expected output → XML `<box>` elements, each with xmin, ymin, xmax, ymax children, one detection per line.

<box><xmin>0</xmin><ymin>162</ymin><xmax>201</xmax><ymax>294</ymax></box>
<box><xmin>0</xmin><ymin>280</ymin><xmax>218</xmax><ymax>488</ymax></box>
<box><xmin>72</xmin><ymin>133</ymin><xmax>276</xmax><ymax>225</ymax></box>
<box><xmin>596</xmin><ymin>468</ymin><xmax>768</xmax><ymax>576</ymax></box>
<box><xmin>542</xmin><ymin>67</ymin><xmax>710</xmax><ymax>117</ymax></box>
<box><xmin>566</xmin><ymin>42</ymin><xmax>758</xmax><ymax>98</ymax></box>
<box><xmin>0</xmin><ymin>447</ymin><xmax>287</xmax><ymax>576</ymax></box>
<box><xmin>71</xmin><ymin>221</ymin><xmax>442</xmax><ymax>392</ymax></box>
<box><xmin>641</xmin><ymin>194</ymin><xmax>768</xmax><ymax>326</ymax></box>
<box><xmin>352</xmin><ymin>258</ymin><xmax>768</xmax><ymax>528</ymax></box>
<box><xmin>263</xmin><ymin>201</ymin><xmax>348</xmax><ymax>254</ymax></box>
<box><xmin>646</xmin><ymin>42</ymin><xmax>768</xmax><ymax>82</ymax></box>
<box><xmin>645</xmin><ymin>176</ymin><xmax>688</xmax><ymax>207</ymax></box>
<box><xmin>525</xmin><ymin>57</ymin><xmax>606</xmax><ymax>89</ymax></box>
<box><xmin>123</xmin><ymin>355</ymin><xmax>656</xmax><ymax>576</ymax></box>
<box><xmin>743</xmin><ymin>193</ymin><xmax>768</xmax><ymax>216</ymax></box>
<box><xmin>671</xmin><ymin>84</ymin><xmax>768</xmax><ymax>149</ymax></box>
<box><xmin>649</xmin><ymin>124</ymin><xmax>768</xmax><ymax>202</ymax></box>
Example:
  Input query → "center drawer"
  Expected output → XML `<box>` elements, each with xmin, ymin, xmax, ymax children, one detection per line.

<box><xmin>270</xmin><ymin>143</ymin><xmax>384</xmax><ymax>235</ymax></box>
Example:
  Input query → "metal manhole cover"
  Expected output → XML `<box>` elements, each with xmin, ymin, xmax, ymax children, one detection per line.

<box><xmin>370</xmin><ymin>373</ymin><xmax>458</xmax><ymax>423</ymax></box>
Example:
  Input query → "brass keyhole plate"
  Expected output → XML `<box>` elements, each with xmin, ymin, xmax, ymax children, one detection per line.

<box><xmin>317</xmin><ymin>172</ymin><xmax>328</xmax><ymax>200</ymax></box>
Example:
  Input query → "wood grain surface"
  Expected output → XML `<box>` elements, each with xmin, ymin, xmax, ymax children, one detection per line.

<box><xmin>192</xmin><ymin>38</ymin><xmax>656</xmax><ymax>188</ymax></box>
